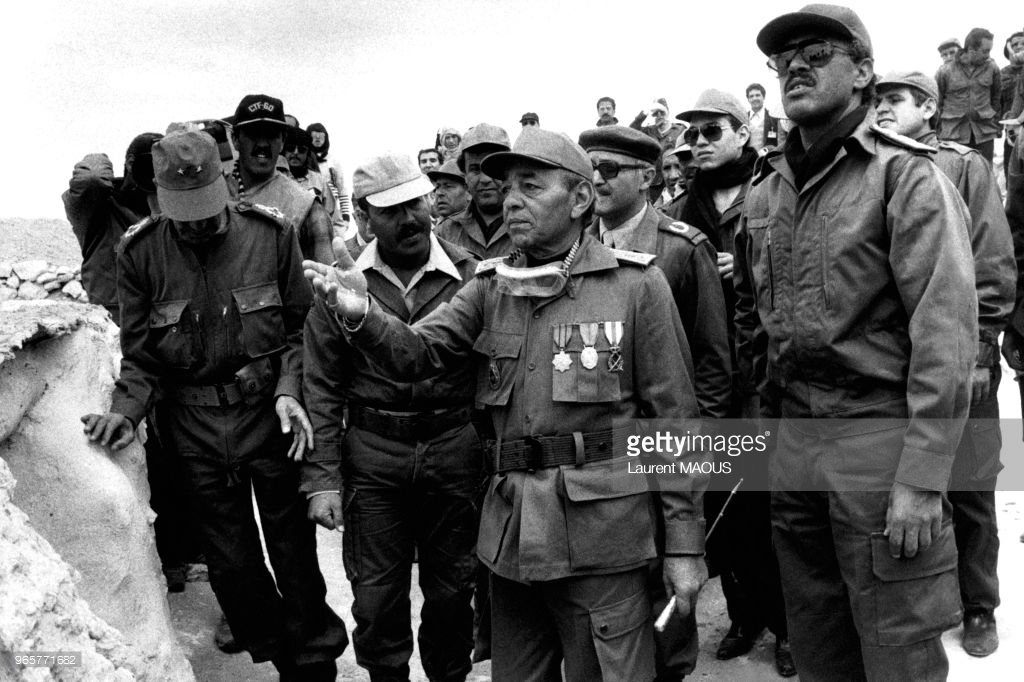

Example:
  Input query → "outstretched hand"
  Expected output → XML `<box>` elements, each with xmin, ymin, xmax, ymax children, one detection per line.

<box><xmin>303</xmin><ymin>237</ymin><xmax>370</xmax><ymax>321</ymax></box>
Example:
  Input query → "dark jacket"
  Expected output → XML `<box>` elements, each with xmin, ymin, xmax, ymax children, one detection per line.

<box><xmin>435</xmin><ymin>202</ymin><xmax>513</xmax><ymax>261</ymax></box>
<box><xmin>587</xmin><ymin>205</ymin><xmax>732</xmax><ymax>418</ymax></box>
<box><xmin>110</xmin><ymin>202</ymin><xmax>311</xmax><ymax>427</ymax></box>
<box><xmin>300</xmin><ymin>236</ymin><xmax>478</xmax><ymax>493</ymax></box>
<box><xmin>62</xmin><ymin>153</ymin><xmax>151</xmax><ymax>320</ymax></box>
<box><xmin>937</xmin><ymin>54</ymin><xmax>1002</xmax><ymax>143</ymax></box>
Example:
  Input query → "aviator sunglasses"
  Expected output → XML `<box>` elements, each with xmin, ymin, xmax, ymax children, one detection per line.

<box><xmin>592</xmin><ymin>160</ymin><xmax>645</xmax><ymax>180</ymax></box>
<box><xmin>767</xmin><ymin>39</ymin><xmax>851</xmax><ymax>73</ymax></box>
<box><xmin>682</xmin><ymin>123</ymin><xmax>728</xmax><ymax>146</ymax></box>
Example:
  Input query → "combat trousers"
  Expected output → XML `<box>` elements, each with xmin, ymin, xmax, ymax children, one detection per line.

<box><xmin>490</xmin><ymin>568</ymin><xmax>655</xmax><ymax>682</ymax></box>
<box><xmin>164</xmin><ymin>399</ymin><xmax>348</xmax><ymax>666</ymax></box>
<box><xmin>770</xmin><ymin>421</ymin><xmax>962</xmax><ymax>682</ymax></box>
<box><xmin>950</xmin><ymin>383</ymin><xmax>1002</xmax><ymax>616</ymax></box>
<box><xmin>341</xmin><ymin>423</ymin><xmax>480</xmax><ymax>682</ymax></box>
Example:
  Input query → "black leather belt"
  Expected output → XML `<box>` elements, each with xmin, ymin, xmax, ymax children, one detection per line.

<box><xmin>171</xmin><ymin>382</ymin><xmax>244</xmax><ymax>407</ymax></box>
<box><xmin>348</xmin><ymin>404</ymin><xmax>472</xmax><ymax>442</ymax></box>
<box><xmin>485</xmin><ymin>429</ymin><xmax>619</xmax><ymax>474</ymax></box>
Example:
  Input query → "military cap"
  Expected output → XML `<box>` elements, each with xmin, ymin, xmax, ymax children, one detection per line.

<box><xmin>757</xmin><ymin>4</ymin><xmax>872</xmax><ymax>57</ymax></box>
<box><xmin>481</xmin><ymin>126</ymin><xmax>591</xmax><ymax>181</ymax></box>
<box><xmin>938</xmin><ymin>37</ymin><xmax>961</xmax><ymax>52</ymax></box>
<box><xmin>677</xmin><ymin>89</ymin><xmax>747</xmax><ymax>125</ymax></box>
<box><xmin>153</xmin><ymin>131</ymin><xmax>229</xmax><ymax>221</ymax></box>
<box><xmin>232</xmin><ymin>94</ymin><xmax>288</xmax><ymax>129</ymax></box>
<box><xmin>353</xmin><ymin>152</ymin><xmax>435</xmax><ymax>208</ymax></box>
<box><xmin>520</xmin><ymin>112</ymin><xmax>540</xmax><ymax>125</ymax></box>
<box><xmin>427</xmin><ymin>159</ymin><xmax>466</xmax><ymax>185</ymax></box>
<box><xmin>577</xmin><ymin>125</ymin><xmax>661</xmax><ymax>164</ymax></box>
<box><xmin>876</xmin><ymin>71</ymin><xmax>938</xmax><ymax>102</ymax></box>
<box><xmin>457</xmin><ymin>123</ymin><xmax>511</xmax><ymax>171</ymax></box>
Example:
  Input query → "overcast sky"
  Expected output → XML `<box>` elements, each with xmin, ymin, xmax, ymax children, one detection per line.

<box><xmin>1</xmin><ymin>0</ymin><xmax>1014</xmax><ymax>219</ymax></box>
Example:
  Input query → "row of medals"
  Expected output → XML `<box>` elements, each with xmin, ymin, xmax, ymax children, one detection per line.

<box><xmin>553</xmin><ymin>322</ymin><xmax>624</xmax><ymax>373</ymax></box>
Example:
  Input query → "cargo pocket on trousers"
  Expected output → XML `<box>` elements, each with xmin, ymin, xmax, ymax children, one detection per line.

<box><xmin>589</xmin><ymin>588</ymin><xmax>655</xmax><ymax>681</ymax></box>
<box><xmin>869</xmin><ymin>524</ymin><xmax>961</xmax><ymax>646</ymax></box>
<box><xmin>232</xmin><ymin>282</ymin><xmax>287</xmax><ymax>357</ymax></box>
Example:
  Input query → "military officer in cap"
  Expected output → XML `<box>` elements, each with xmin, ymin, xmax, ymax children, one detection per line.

<box><xmin>82</xmin><ymin>130</ymin><xmax>348</xmax><ymax>681</ymax></box>
<box><xmin>303</xmin><ymin>126</ymin><xmax>707</xmax><ymax>681</ymax></box>
<box><xmin>428</xmin><ymin>159</ymin><xmax>471</xmax><ymax>221</ymax></box>
<box><xmin>301</xmin><ymin>152</ymin><xmax>481</xmax><ymax>682</ymax></box>
<box><xmin>578</xmin><ymin>123</ymin><xmax>730</xmax><ymax>680</ymax></box>
<box><xmin>735</xmin><ymin>5</ymin><xmax>976</xmax><ymax>680</ymax></box>
<box><xmin>225</xmin><ymin>93</ymin><xmax>335</xmax><ymax>264</ymax></box>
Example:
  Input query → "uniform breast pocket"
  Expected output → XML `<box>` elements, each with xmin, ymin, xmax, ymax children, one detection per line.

<box><xmin>745</xmin><ymin>217</ymin><xmax>775</xmax><ymax>311</ymax></box>
<box><xmin>231</xmin><ymin>282</ymin><xmax>287</xmax><ymax>358</ymax></box>
<box><xmin>552</xmin><ymin>322</ymin><xmax>622</xmax><ymax>403</ymax></box>
<box><xmin>148</xmin><ymin>299</ymin><xmax>203</xmax><ymax>369</ymax></box>
<box><xmin>472</xmin><ymin>329</ymin><xmax>523</xmax><ymax>407</ymax></box>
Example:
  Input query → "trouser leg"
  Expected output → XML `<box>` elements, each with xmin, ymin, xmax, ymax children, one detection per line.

<box><xmin>415</xmin><ymin>424</ymin><xmax>480</xmax><ymax>682</ymax></box>
<box><xmin>648</xmin><ymin>559</ymin><xmax>698</xmax><ymax>681</ymax></box>
<box><xmin>490</xmin><ymin>573</ymin><xmax>563</xmax><ymax>682</ymax></box>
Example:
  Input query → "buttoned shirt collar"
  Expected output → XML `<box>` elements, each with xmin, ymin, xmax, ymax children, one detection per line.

<box><xmin>355</xmin><ymin>231</ymin><xmax>461</xmax><ymax>311</ymax></box>
<box><xmin>598</xmin><ymin>204</ymin><xmax>647</xmax><ymax>248</ymax></box>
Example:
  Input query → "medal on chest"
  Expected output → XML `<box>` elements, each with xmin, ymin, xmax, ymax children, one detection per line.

<box><xmin>578</xmin><ymin>322</ymin><xmax>599</xmax><ymax>370</ymax></box>
<box><xmin>552</xmin><ymin>324</ymin><xmax>573</xmax><ymax>373</ymax></box>
<box><xmin>604</xmin><ymin>321</ymin><xmax>624</xmax><ymax>373</ymax></box>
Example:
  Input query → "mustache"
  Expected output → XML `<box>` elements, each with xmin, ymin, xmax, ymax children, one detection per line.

<box><xmin>397</xmin><ymin>222</ymin><xmax>427</xmax><ymax>240</ymax></box>
<box><xmin>785</xmin><ymin>75</ymin><xmax>815</xmax><ymax>93</ymax></box>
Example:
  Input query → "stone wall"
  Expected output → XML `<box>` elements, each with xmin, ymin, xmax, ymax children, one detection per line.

<box><xmin>0</xmin><ymin>261</ymin><xmax>87</xmax><ymax>304</ymax></box>
<box><xmin>0</xmin><ymin>301</ymin><xmax>193</xmax><ymax>681</ymax></box>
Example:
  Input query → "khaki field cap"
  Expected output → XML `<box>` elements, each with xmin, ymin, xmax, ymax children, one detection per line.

<box><xmin>153</xmin><ymin>131</ymin><xmax>229</xmax><ymax>221</ymax></box>
<box><xmin>756</xmin><ymin>4</ymin><xmax>872</xmax><ymax>57</ymax></box>
<box><xmin>353</xmin><ymin>153</ymin><xmax>436</xmax><ymax>208</ymax></box>
<box><xmin>578</xmin><ymin>125</ymin><xmax>662</xmax><ymax>164</ymax></box>
<box><xmin>457</xmin><ymin>123</ymin><xmax>511</xmax><ymax>171</ymax></box>
<box><xmin>937</xmin><ymin>37</ymin><xmax>961</xmax><ymax>52</ymax></box>
<box><xmin>677</xmin><ymin>89</ymin><xmax>748</xmax><ymax>124</ymax></box>
<box><xmin>480</xmin><ymin>126</ymin><xmax>592</xmax><ymax>181</ymax></box>
<box><xmin>876</xmin><ymin>71</ymin><xmax>939</xmax><ymax>102</ymax></box>
<box><xmin>427</xmin><ymin>159</ymin><xmax>466</xmax><ymax>185</ymax></box>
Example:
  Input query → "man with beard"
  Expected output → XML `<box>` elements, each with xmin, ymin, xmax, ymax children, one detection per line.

<box><xmin>435</xmin><ymin>123</ymin><xmax>513</xmax><ymax>260</ymax></box>
<box><xmin>428</xmin><ymin>159</ymin><xmax>470</xmax><ymax>221</ymax></box>
<box><xmin>875</xmin><ymin>70</ymin><xmax>1015</xmax><ymax>658</ymax></box>
<box><xmin>735</xmin><ymin>5</ymin><xmax>975</xmax><ymax>680</ymax></box>
<box><xmin>285</xmin><ymin>126</ymin><xmax>344</xmax><ymax>235</ymax></box>
<box><xmin>675</xmin><ymin>89</ymin><xmax>794</xmax><ymax>677</ymax></box>
<box><xmin>225</xmin><ymin>94</ymin><xmax>334</xmax><ymax>263</ymax></box>
<box><xmin>302</xmin><ymin>152</ymin><xmax>481</xmax><ymax>682</ymax></box>
<box><xmin>579</xmin><ymin>124</ymin><xmax>730</xmax><ymax>681</ymax></box>
<box><xmin>302</xmin><ymin>127</ymin><xmax>708</xmax><ymax>681</ymax></box>
<box><xmin>82</xmin><ymin>130</ymin><xmax>348</xmax><ymax>681</ymax></box>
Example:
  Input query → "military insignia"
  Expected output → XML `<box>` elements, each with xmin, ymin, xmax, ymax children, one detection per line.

<box><xmin>176</xmin><ymin>164</ymin><xmax>203</xmax><ymax>177</ymax></box>
<box><xmin>578</xmin><ymin>322</ymin><xmax>599</xmax><ymax>370</ymax></box>
<box><xmin>604</xmin><ymin>321</ymin><xmax>624</xmax><ymax>373</ymax></box>
<box><xmin>552</xmin><ymin>324</ymin><xmax>572</xmax><ymax>373</ymax></box>
<box><xmin>488</xmin><ymin>361</ymin><xmax>500</xmax><ymax>389</ymax></box>
<box><xmin>253</xmin><ymin>203</ymin><xmax>286</xmax><ymax>221</ymax></box>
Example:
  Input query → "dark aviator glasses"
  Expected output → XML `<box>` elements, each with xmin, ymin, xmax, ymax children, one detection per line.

<box><xmin>592</xmin><ymin>160</ymin><xmax>645</xmax><ymax>180</ymax></box>
<box><xmin>767</xmin><ymin>39</ymin><xmax>851</xmax><ymax>73</ymax></box>
<box><xmin>682</xmin><ymin>123</ymin><xmax>728</xmax><ymax>146</ymax></box>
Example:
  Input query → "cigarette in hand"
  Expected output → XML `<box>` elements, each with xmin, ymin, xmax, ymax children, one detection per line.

<box><xmin>654</xmin><ymin>596</ymin><xmax>676</xmax><ymax>632</ymax></box>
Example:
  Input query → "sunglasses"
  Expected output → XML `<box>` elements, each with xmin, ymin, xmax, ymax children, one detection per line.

<box><xmin>682</xmin><ymin>123</ymin><xmax>728</xmax><ymax>146</ymax></box>
<box><xmin>767</xmin><ymin>39</ymin><xmax>851</xmax><ymax>73</ymax></box>
<box><xmin>284</xmin><ymin>144</ymin><xmax>309</xmax><ymax>153</ymax></box>
<box><xmin>592</xmin><ymin>160</ymin><xmax>645</xmax><ymax>180</ymax></box>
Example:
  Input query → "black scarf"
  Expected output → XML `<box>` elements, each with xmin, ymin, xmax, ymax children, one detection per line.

<box><xmin>784</xmin><ymin>106</ymin><xmax>868</xmax><ymax>190</ymax></box>
<box><xmin>679</xmin><ymin>148</ymin><xmax>757</xmax><ymax>251</ymax></box>
<box><xmin>694</xmin><ymin>147</ymin><xmax>758</xmax><ymax>190</ymax></box>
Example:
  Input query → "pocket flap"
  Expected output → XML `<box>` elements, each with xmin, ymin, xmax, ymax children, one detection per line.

<box><xmin>746</xmin><ymin>217</ymin><xmax>770</xmax><ymax>229</ymax></box>
<box><xmin>232</xmin><ymin>282</ymin><xmax>282</xmax><ymax>314</ymax></box>
<box><xmin>870</xmin><ymin>525</ymin><xmax>957</xmax><ymax>582</ymax></box>
<box><xmin>590</xmin><ymin>591</ymin><xmax>648</xmax><ymax>641</ymax></box>
<box><xmin>563</xmin><ymin>460</ymin><xmax>649</xmax><ymax>501</ymax></box>
<box><xmin>473</xmin><ymin>329</ymin><xmax>523</xmax><ymax>359</ymax></box>
<box><xmin>149</xmin><ymin>300</ymin><xmax>189</xmax><ymax>328</ymax></box>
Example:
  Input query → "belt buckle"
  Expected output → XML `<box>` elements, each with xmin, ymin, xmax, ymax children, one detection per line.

<box><xmin>215</xmin><ymin>384</ymin><xmax>229</xmax><ymax>407</ymax></box>
<box><xmin>523</xmin><ymin>435</ymin><xmax>543</xmax><ymax>473</ymax></box>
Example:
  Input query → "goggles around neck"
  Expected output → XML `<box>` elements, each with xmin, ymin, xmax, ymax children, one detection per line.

<box><xmin>495</xmin><ymin>238</ymin><xmax>581</xmax><ymax>298</ymax></box>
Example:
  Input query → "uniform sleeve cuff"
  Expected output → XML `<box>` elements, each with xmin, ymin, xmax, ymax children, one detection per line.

<box><xmin>663</xmin><ymin>519</ymin><xmax>706</xmax><ymax>555</ymax></box>
<box><xmin>306</xmin><ymin>490</ymin><xmax>340</xmax><ymax>499</ymax></box>
<box><xmin>895</xmin><ymin>447</ymin><xmax>954</xmax><ymax>492</ymax></box>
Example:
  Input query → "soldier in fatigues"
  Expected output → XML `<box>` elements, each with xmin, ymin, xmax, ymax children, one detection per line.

<box><xmin>82</xmin><ymin>131</ymin><xmax>348</xmax><ymax>681</ymax></box>
<box><xmin>303</xmin><ymin>127</ymin><xmax>708</xmax><ymax>681</ymax></box>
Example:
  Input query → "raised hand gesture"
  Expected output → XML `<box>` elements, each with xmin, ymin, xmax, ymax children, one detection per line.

<box><xmin>303</xmin><ymin>237</ymin><xmax>369</xmax><ymax>321</ymax></box>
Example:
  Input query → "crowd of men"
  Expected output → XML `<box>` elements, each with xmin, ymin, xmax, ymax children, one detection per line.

<box><xmin>65</xmin><ymin>4</ymin><xmax>1024</xmax><ymax>681</ymax></box>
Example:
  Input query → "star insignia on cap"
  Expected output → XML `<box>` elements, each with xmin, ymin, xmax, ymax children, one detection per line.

<box><xmin>176</xmin><ymin>164</ymin><xmax>204</xmax><ymax>177</ymax></box>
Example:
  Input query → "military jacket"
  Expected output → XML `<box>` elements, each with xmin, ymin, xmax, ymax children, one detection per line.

<box><xmin>347</xmin><ymin>233</ymin><xmax>705</xmax><ymax>581</ymax></box>
<box><xmin>435</xmin><ymin>202</ymin><xmax>513</xmax><ymax>261</ymax></box>
<box><xmin>110</xmin><ymin>202</ymin><xmax>311</xmax><ymax>426</ymax></box>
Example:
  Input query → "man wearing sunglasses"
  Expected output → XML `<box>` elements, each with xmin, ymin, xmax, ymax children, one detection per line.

<box><xmin>285</xmin><ymin>126</ymin><xmax>345</xmax><ymax>235</ymax></box>
<box><xmin>735</xmin><ymin>5</ymin><xmax>976</xmax><ymax>681</ymax></box>
<box><xmin>225</xmin><ymin>94</ymin><xmax>334</xmax><ymax>264</ymax></box>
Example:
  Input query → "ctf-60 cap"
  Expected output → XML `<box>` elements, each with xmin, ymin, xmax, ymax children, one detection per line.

<box><xmin>876</xmin><ymin>71</ymin><xmax>939</xmax><ymax>102</ymax></box>
<box><xmin>457</xmin><ymin>123</ymin><xmax>511</xmax><ymax>171</ymax></box>
<box><xmin>153</xmin><ymin>131</ymin><xmax>229</xmax><ymax>221</ymax></box>
<box><xmin>677</xmin><ymin>89</ymin><xmax>748</xmax><ymax>125</ymax></box>
<box><xmin>427</xmin><ymin>159</ymin><xmax>466</xmax><ymax>185</ymax></box>
<box><xmin>232</xmin><ymin>94</ymin><xmax>288</xmax><ymax>129</ymax></box>
<box><xmin>578</xmin><ymin>125</ymin><xmax>662</xmax><ymax>164</ymax></box>
<box><xmin>520</xmin><ymin>112</ymin><xmax>539</xmax><ymax>125</ymax></box>
<box><xmin>353</xmin><ymin>152</ymin><xmax>436</xmax><ymax>208</ymax></box>
<box><xmin>756</xmin><ymin>4</ymin><xmax>872</xmax><ymax>57</ymax></box>
<box><xmin>480</xmin><ymin>126</ymin><xmax>592</xmax><ymax>181</ymax></box>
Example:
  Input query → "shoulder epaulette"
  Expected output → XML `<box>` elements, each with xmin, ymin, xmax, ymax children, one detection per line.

<box><xmin>869</xmin><ymin>124</ymin><xmax>936</xmax><ymax>154</ymax></box>
<box><xmin>661</xmin><ymin>221</ymin><xmax>708</xmax><ymax>246</ymax></box>
<box><xmin>610</xmin><ymin>248</ymin><xmax>657</xmax><ymax>267</ymax></box>
<box><xmin>118</xmin><ymin>215</ymin><xmax>158</xmax><ymax>251</ymax></box>
<box><xmin>937</xmin><ymin>140</ymin><xmax>974</xmax><ymax>156</ymax></box>
<box><xmin>475</xmin><ymin>257</ymin><xmax>503</xmax><ymax>276</ymax></box>
<box><xmin>234</xmin><ymin>200</ymin><xmax>287</xmax><ymax>229</ymax></box>
<box><xmin>752</xmin><ymin>151</ymin><xmax>780</xmax><ymax>184</ymax></box>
